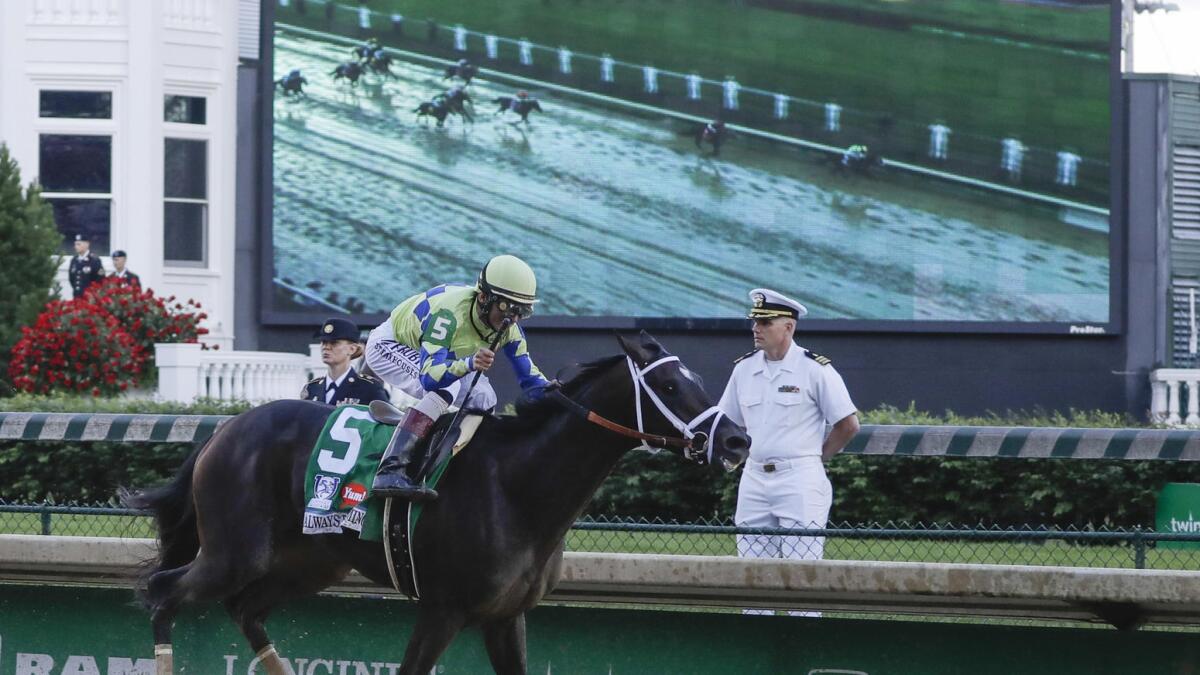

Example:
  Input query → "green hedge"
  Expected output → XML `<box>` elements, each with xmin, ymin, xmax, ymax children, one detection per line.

<box><xmin>0</xmin><ymin>395</ymin><xmax>249</xmax><ymax>503</ymax></box>
<box><xmin>2</xmin><ymin>398</ymin><xmax>1196</xmax><ymax>529</ymax></box>
<box><xmin>586</xmin><ymin>406</ymin><xmax>1200</xmax><ymax>528</ymax></box>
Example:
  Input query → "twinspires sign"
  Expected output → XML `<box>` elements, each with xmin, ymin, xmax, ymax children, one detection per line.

<box><xmin>1</xmin><ymin>584</ymin><xmax>1198</xmax><ymax>673</ymax></box>
<box><xmin>1157</xmin><ymin>482</ymin><xmax>1200</xmax><ymax>549</ymax></box>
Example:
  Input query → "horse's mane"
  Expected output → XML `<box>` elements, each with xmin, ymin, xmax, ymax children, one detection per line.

<box><xmin>488</xmin><ymin>354</ymin><xmax>626</xmax><ymax>433</ymax></box>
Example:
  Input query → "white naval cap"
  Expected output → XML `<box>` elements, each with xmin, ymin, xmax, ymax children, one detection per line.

<box><xmin>748</xmin><ymin>288</ymin><xmax>808</xmax><ymax>320</ymax></box>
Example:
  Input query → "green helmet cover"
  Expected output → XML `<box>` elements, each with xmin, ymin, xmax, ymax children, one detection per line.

<box><xmin>478</xmin><ymin>255</ymin><xmax>538</xmax><ymax>304</ymax></box>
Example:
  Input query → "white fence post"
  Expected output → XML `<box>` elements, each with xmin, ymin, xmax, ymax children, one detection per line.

<box><xmin>155</xmin><ymin>343</ymin><xmax>203</xmax><ymax>403</ymax></box>
<box><xmin>155</xmin><ymin>344</ymin><xmax>312</xmax><ymax>404</ymax></box>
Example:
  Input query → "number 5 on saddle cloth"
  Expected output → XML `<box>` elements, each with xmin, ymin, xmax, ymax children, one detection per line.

<box><xmin>301</xmin><ymin>403</ymin><xmax>482</xmax><ymax>542</ymax></box>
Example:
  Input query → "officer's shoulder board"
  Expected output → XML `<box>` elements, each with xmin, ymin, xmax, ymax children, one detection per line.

<box><xmin>733</xmin><ymin>349</ymin><xmax>759</xmax><ymax>365</ymax></box>
<box><xmin>804</xmin><ymin>349</ymin><xmax>832</xmax><ymax>367</ymax></box>
<box><xmin>358</xmin><ymin>372</ymin><xmax>382</xmax><ymax>385</ymax></box>
<box><xmin>305</xmin><ymin>375</ymin><xmax>323</xmax><ymax>386</ymax></box>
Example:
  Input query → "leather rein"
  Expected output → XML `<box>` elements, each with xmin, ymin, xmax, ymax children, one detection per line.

<box><xmin>548</xmin><ymin>355</ymin><xmax>724</xmax><ymax>463</ymax></box>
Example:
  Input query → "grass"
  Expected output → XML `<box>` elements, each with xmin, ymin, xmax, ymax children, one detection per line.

<box><xmin>284</xmin><ymin>0</ymin><xmax>1111</xmax><ymax>161</ymax></box>
<box><xmin>8</xmin><ymin>510</ymin><xmax>1196</xmax><ymax>571</ymax></box>
<box><xmin>565</xmin><ymin>529</ymin><xmax>1200</xmax><ymax>570</ymax></box>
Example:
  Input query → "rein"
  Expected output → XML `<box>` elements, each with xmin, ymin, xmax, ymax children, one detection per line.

<box><xmin>548</xmin><ymin>355</ymin><xmax>725</xmax><ymax>463</ymax></box>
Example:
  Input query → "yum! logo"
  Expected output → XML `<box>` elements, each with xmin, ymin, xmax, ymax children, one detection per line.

<box><xmin>340</xmin><ymin>482</ymin><xmax>367</xmax><ymax>508</ymax></box>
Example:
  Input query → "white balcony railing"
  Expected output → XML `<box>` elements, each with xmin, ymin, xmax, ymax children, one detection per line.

<box><xmin>1150</xmin><ymin>368</ymin><xmax>1200</xmax><ymax>426</ymax></box>
<box><xmin>155</xmin><ymin>343</ymin><xmax>323</xmax><ymax>404</ymax></box>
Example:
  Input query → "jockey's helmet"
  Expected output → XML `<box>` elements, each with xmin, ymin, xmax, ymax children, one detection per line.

<box><xmin>478</xmin><ymin>255</ymin><xmax>538</xmax><ymax>316</ymax></box>
<box><xmin>518</xmin><ymin>90</ymin><xmax>529</xmax><ymax>99</ymax></box>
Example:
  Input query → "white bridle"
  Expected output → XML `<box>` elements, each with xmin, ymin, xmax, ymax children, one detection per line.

<box><xmin>626</xmin><ymin>356</ymin><xmax>726</xmax><ymax>463</ymax></box>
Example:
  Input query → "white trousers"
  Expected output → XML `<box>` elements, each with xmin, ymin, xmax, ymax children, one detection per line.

<box><xmin>364</xmin><ymin>323</ymin><xmax>497</xmax><ymax>410</ymax></box>
<box><xmin>735</xmin><ymin>455</ymin><xmax>832</xmax><ymax>617</ymax></box>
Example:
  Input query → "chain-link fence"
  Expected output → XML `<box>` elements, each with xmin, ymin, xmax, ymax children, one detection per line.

<box><xmin>5</xmin><ymin>503</ymin><xmax>1198</xmax><ymax>570</ymax></box>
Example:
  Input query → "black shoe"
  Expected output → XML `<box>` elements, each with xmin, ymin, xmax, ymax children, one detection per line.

<box><xmin>372</xmin><ymin>462</ymin><xmax>439</xmax><ymax>501</ymax></box>
<box><xmin>371</xmin><ymin>419</ymin><xmax>439</xmax><ymax>502</ymax></box>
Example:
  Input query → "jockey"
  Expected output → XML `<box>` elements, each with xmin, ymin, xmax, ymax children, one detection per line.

<box><xmin>365</xmin><ymin>255</ymin><xmax>551</xmax><ymax>501</ymax></box>
<box><xmin>841</xmin><ymin>144</ymin><xmax>868</xmax><ymax>166</ymax></box>
<box><xmin>704</xmin><ymin>120</ymin><xmax>724</xmax><ymax>138</ymax></box>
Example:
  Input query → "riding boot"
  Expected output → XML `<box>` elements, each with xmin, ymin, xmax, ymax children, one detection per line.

<box><xmin>371</xmin><ymin>406</ymin><xmax>439</xmax><ymax>501</ymax></box>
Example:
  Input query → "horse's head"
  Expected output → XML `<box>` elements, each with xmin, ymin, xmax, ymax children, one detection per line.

<box><xmin>615</xmin><ymin>331</ymin><xmax>750</xmax><ymax>472</ymax></box>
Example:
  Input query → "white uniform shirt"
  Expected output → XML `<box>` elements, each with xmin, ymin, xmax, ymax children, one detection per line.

<box><xmin>719</xmin><ymin>343</ymin><xmax>856</xmax><ymax>461</ymax></box>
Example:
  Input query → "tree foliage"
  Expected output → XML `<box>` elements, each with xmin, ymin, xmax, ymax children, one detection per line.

<box><xmin>0</xmin><ymin>144</ymin><xmax>63</xmax><ymax>390</ymax></box>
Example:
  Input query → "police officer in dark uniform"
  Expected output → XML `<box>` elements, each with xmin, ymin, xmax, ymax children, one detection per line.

<box><xmin>302</xmin><ymin>318</ymin><xmax>389</xmax><ymax>406</ymax></box>
<box><xmin>68</xmin><ymin>234</ymin><xmax>106</xmax><ymax>299</ymax></box>
<box><xmin>110</xmin><ymin>250</ymin><xmax>140</xmax><ymax>287</ymax></box>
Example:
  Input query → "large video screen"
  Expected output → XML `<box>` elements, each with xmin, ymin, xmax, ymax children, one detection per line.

<box><xmin>268</xmin><ymin>0</ymin><xmax>1113</xmax><ymax>329</ymax></box>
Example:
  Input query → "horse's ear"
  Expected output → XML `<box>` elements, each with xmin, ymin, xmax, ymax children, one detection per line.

<box><xmin>638</xmin><ymin>330</ymin><xmax>664</xmax><ymax>355</ymax></box>
<box><xmin>616</xmin><ymin>333</ymin><xmax>642</xmax><ymax>361</ymax></box>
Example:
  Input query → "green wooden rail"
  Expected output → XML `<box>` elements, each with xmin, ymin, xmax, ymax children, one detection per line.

<box><xmin>1</xmin><ymin>412</ymin><xmax>1197</xmax><ymax>460</ymax></box>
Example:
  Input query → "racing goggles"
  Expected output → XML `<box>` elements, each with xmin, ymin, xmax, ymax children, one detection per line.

<box><xmin>496</xmin><ymin>299</ymin><xmax>534</xmax><ymax>320</ymax></box>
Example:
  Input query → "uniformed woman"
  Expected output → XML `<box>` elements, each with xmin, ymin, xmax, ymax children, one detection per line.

<box><xmin>302</xmin><ymin>318</ymin><xmax>389</xmax><ymax>407</ymax></box>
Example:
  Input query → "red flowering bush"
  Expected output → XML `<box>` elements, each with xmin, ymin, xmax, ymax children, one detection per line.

<box><xmin>84</xmin><ymin>277</ymin><xmax>211</xmax><ymax>359</ymax></box>
<box><xmin>7</xmin><ymin>300</ymin><xmax>143</xmax><ymax>396</ymax></box>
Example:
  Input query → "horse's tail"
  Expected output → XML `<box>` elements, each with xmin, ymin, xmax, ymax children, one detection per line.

<box><xmin>120</xmin><ymin>438</ymin><xmax>206</xmax><ymax>604</ymax></box>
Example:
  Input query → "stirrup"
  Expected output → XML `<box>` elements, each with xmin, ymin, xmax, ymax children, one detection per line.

<box><xmin>372</xmin><ymin>475</ymin><xmax>438</xmax><ymax>502</ymax></box>
<box><xmin>369</xmin><ymin>399</ymin><xmax>405</xmax><ymax>425</ymax></box>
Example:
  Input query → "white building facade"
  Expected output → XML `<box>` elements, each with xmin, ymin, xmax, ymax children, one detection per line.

<box><xmin>0</xmin><ymin>0</ymin><xmax>248</xmax><ymax>349</ymax></box>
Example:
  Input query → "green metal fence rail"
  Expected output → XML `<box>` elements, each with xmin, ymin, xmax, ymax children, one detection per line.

<box><xmin>3</xmin><ymin>503</ymin><xmax>1199</xmax><ymax>571</ymax></box>
<box><xmin>3</xmin><ymin>412</ymin><xmax>1198</xmax><ymax>460</ymax></box>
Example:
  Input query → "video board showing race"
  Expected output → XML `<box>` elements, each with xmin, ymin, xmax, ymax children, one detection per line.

<box><xmin>268</xmin><ymin>0</ymin><xmax>1113</xmax><ymax>328</ymax></box>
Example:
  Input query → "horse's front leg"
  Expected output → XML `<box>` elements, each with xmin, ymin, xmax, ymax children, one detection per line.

<box><xmin>482</xmin><ymin>614</ymin><xmax>527</xmax><ymax>675</ymax></box>
<box><xmin>399</xmin><ymin>606</ymin><xmax>466</xmax><ymax>675</ymax></box>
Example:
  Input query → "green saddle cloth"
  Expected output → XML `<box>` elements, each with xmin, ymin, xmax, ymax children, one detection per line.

<box><xmin>302</xmin><ymin>405</ymin><xmax>454</xmax><ymax>542</ymax></box>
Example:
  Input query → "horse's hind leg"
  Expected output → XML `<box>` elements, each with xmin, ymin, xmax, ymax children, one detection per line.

<box><xmin>225</xmin><ymin>550</ymin><xmax>350</xmax><ymax>675</ymax></box>
<box><xmin>482</xmin><ymin>614</ymin><xmax>527</xmax><ymax>675</ymax></box>
<box><xmin>398</xmin><ymin>607</ymin><xmax>466</xmax><ymax>675</ymax></box>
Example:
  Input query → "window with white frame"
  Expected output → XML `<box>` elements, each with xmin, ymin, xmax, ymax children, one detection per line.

<box><xmin>163</xmin><ymin>138</ymin><xmax>208</xmax><ymax>265</ymax></box>
<box><xmin>37</xmin><ymin>90</ymin><xmax>114</xmax><ymax>254</ymax></box>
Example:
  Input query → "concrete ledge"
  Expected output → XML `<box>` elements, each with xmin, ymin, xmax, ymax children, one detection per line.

<box><xmin>2</xmin><ymin>536</ymin><xmax>1197</xmax><ymax>628</ymax></box>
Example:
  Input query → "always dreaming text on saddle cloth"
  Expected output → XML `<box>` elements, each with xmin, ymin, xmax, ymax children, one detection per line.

<box><xmin>302</xmin><ymin>405</ymin><xmax>482</xmax><ymax>540</ymax></box>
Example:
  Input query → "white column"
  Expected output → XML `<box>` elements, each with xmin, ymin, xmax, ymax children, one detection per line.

<box><xmin>1188</xmin><ymin>380</ymin><xmax>1200</xmax><ymax>426</ymax></box>
<box><xmin>1167</xmin><ymin>380</ymin><xmax>1182</xmax><ymax>426</ymax></box>
<box><xmin>156</xmin><ymin>343</ymin><xmax>203</xmax><ymax>402</ymax></box>
<box><xmin>1150</xmin><ymin>379</ymin><xmax>1168</xmax><ymax>423</ymax></box>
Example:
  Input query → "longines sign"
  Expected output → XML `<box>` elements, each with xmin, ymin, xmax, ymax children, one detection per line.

<box><xmin>0</xmin><ymin>584</ymin><xmax>1193</xmax><ymax>673</ymax></box>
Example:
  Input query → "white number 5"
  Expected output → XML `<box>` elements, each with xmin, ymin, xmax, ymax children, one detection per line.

<box><xmin>429</xmin><ymin>316</ymin><xmax>451</xmax><ymax>341</ymax></box>
<box><xmin>318</xmin><ymin>406</ymin><xmax>371</xmax><ymax>474</ymax></box>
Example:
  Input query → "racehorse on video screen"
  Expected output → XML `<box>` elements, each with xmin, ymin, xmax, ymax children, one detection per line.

<box><xmin>687</xmin><ymin>120</ymin><xmax>733</xmax><ymax>157</ymax></box>
<box><xmin>123</xmin><ymin>332</ymin><xmax>750</xmax><ymax>675</ymax></box>
<box><xmin>494</xmin><ymin>95</ymin><xmax>543</xmax><ymax>124</ymax></box>
<box><xmin>275</xmin><ymin>69</ymin><xmax>308</xmax><ymax>97</ymax></box>
<box><xmin>443</xmin><ymin>59</ymin><xmax>479</xmax><ymax>85</ymax></box>
<box><xmin>331</xmin><ymin>61</ymin><xmax>365</xmax><ymax>86</ymax></box>
<box><xmin>436</xmin><ymin>86</ymin><xmax>474</xmax><ymax>122</ymax></box>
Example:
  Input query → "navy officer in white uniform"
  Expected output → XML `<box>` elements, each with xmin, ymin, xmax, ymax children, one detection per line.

<box><xmin>719</xmin><ymin>289</ymin><xmax>860</xmax><ymax>595</ymax></box>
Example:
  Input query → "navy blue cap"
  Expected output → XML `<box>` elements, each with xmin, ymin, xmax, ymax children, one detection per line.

<box><xmin>314</xmin><ymin>318</ymin><xmax>361</xmax><ymax>342</ymax></box>
<box><xmin>111</xmin><ymin>250</ymin><xmax>127</xmax><ymax>258</ymax></box>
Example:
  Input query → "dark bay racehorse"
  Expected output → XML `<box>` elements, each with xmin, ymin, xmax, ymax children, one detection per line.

<box><xmin>275</xmin><ymin>69</ymin><xmax>308</xmax><ymax>97</ymax></box>
<box><xmin>443</xmin><ymin>59</ymin><xmax>479</xmax><ymax>84</ymax></box>
<box><xmin>829</xmin><ymin>146</ymin><xmax>884</xmax><ymax>177</ymax></box>
<box><xmin>686</xmin><ymin>121</ymin><xmax>732</xmax><ymax>157</ymax></box>
<box><xmin>494</xmin><ymin>96</ymin><xmax>542</xmax><ymax>124</ymax></box>
<box><xmin>414</xmin><ymin>99</ymin><xmax>457</xmax><ymax>127</ymax></box>
<box><xmin>124</xmin><ymin>332</ymin><xmax>750</xmax><ymax>675</ymax></box>
<box><xmin>331</xmin><ymin>61</ymin><xmax>365</xmax><ymax>86</ymax></box>
<box><xmin>436</xmin><ymin>87</ymin><xmax>473</xmax><ymax>122</ymax></box>
<box><xmin>367</xmin><ymin>51</ymin><xmax>397</xmax><ymax>80</ymax></box>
